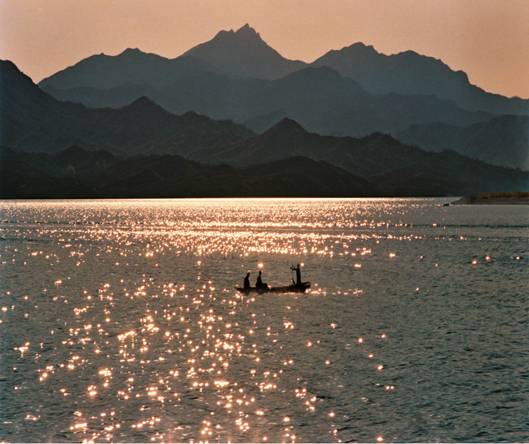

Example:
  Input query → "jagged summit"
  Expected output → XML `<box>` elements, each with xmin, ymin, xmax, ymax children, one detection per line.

<box><xmin>118</xmin><ymin>47</ymin><xmax>147</xmax><ymax>57</ymax></box>
<box><xmin>183</xmin><ymin>24</ymin><xmax>306</xmax><ymax>79</ymax></box>
<box><xmin>311</xmin><ymin>42</ymin><xmax>378</xmax><ymax>63</ymax></box>
<box><xmin>213</xmin><ymin>23</ymin><xmax>261</xmax><ymax>40</ymax></box>
<box><xmin>235</xmin><ymin>23</ymin><xmax>261</xmax><ymax>38</ymax></box>
<box><xmin>313</xmin><ymin>41</ymin><xmax>480</xmax><ymax>104</ymax></box>
<box><xmin>342</xmin><ymin>42</ymin><xmax>377</xmax><ymax>53</ymax></box>
<box><xmin>208</xmin><ymin>23</ymin><xmax>266</xmax><ymax>47</ymax></box>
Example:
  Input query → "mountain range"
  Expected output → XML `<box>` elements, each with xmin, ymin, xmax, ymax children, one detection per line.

<box><xmin>0</xmin><ymin>146</ymin><xmax>376</xmax><ymax>198</ymax></box>
<box><xmin>312</xmin><ymin>42</ymin><xmax>529</xmax><ymax>115</ymax></box>
<box><xmin>41</xmin><ymin>64</ymin><xmax>493</xmax><ymax>138</ymax></box>
<box><xmin>398</xmin><ymin>115</ymin><xmax>529</xmax><ymax>171</ymax></box>
<box><xmin>198</xmin><ymin>118</ymin><xmax>528</xmax><ymax>195</ymax></box>
<box><xmin>2</xmin><ymin>143</ymin><xmax>526</xmax><ymax>199</ymax></box>
<box><xmin>35</xmin><ymin>24</ymin><xmax>529</xmax><ymax>170</ymax></box>
<box><xmin>41</xmin><ymin>24</ymin><xmax>529</xmax><ymax>115</ymax></box>
<box><xmin>182</xmin><ymin>24</ymin><xmax>305</xmax><ymax>79</ymax></box>
<box><xmin>1</xmin><ymin>60</ymin><xmax>252</xmax><ymax>156</ymax></box>
<box><xmin>2</xmin><ymin>58</ymin><xmax>527</xmax><ymax>198</ymax></box>
<box><xmin>1</xmin><ymin>24</ymin><xmax>528</xmax><ymax>197</ymax></box>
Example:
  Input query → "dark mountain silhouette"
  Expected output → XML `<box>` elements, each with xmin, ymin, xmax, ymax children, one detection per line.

<box><xmin>242</xmin><ymin>67</ymin><xmax>490</xmax><ymax>136</ymax></box>
<box><xmin>39</xmin><ymin>24</ymin><xmax>304</xmax><ymax>89</ymax></box>
<box><xmin>39</xmin><ymin>48</ymin><xmax>214</xmax><ymax>90</ymax></box>
<box><xmin>41</xmin><ymin>62</ymin><xmax>492</xmax><ymax>138</ymax></box>
<box><xmin>0</xmin><ymin>146</ymin><xmax>375</xmax><ymax>198</ymax></box>
<box><xmin>1</xmin><ymin>60</ymin><xmax>253</xmax><ymax>155</ymax></box>
<box><xmin>1</xmin><ymin>144</ymin><xmax>526</xmax><ymax>199</ymax></box>
<box><xmin>3</xmin><ymin>32</ymin><xmax>528</xmax><ymax>198</ymax></box>
<box><xmin>37</xmin><ymin>23</ymin><xmax>528</xmax><ymax>126</ymax></box>
<box><xmin>2</xmin><ymin>60</ymin><xmax>527</xmax><ymax>199</ymax></box>
<box><xmin>197</xmin><ymin>118</ymin><xmax>528</xmax><ymax>195</ymax></box>
<box><xmin>38</xmin><ymin>25</ymin><xmax>528</xmax><ymax>119</ymax></box>
<box><xmin>313</xmin><ymin>42</ymin><xmax>529</xmax><ymax>115</ymax></box>
<box><xmin>397</xmin><ymin>114</ymin><xmax>529</xmax><ymax>170</ymax></box>
<box><xmin>183</xmin><ymin>24</ymin><xmax>306</xmax><ymax>79</ymax></box>
<box><xmin>41</xmin><ymin>69</ymin><xmax>264</xmax><ymax>115</ymax></box>
<box><xmin>36</xmin><ymin>22</ymin><xmax>529</xmax><ymax>170</ymax></box>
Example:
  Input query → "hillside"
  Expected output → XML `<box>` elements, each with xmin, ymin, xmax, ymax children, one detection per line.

<box><xmin>197</xmin><ymin>118</ymin><xmax>529</xmax><ymax>195</ymax></box>
<box><xmin>313</xmin><ymin>42</ymin><xmax>529</xmax><ymax>115</ymax></box>
<box><xmin>0</xmin><ymin>60</ymin><xmax>253</xmax><ymax>155</ymax></box>
<box><xmin>397</xmin><ymin>115</ymin><xmax>529</xmax><ymax>170</ymax></box>
<box><xmin>1</xmin><ymin>144</ymin><xmax>526</xmax><ymax>199</ymax></box>
<box><xmin>0</xmin><ymin>147</ymin><xmax>375</xmax><ymax>198</ymax></box>
<box><xmin>41</xmin><ymin>63</ymin><xmax>492</xmax><ymax>140</ymax></box>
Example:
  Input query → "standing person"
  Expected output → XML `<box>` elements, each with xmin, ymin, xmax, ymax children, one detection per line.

<box><xmin>256</xmin><ymin>270</ymin><xmax>264</xmax><ymax>288</ymax></box>
<box><xmin>291</xmin><ymin>264</ymin><xmax>302</xmax><ymax>286</ymax></box>
<box><xmin>243</xmin><ymin>272</ymin><xmax>251</xmax><ymax>290</ymax></box>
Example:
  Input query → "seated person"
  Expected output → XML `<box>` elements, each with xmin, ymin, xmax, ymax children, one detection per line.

<box><xmin>243</xmin><ymin>272</ymin><xmax>250</xmax><ymax>289</ymax></box>
<box><xmin>255</xmin><ymin>270</ymin><xmax>268</xmax><ymax>289</ymax></box>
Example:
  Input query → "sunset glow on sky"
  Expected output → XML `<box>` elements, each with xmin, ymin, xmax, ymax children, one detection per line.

<box><xmin>1</xmin><ymin>0</ymin><xmax>528</xmax><ymax>98</ymax></box>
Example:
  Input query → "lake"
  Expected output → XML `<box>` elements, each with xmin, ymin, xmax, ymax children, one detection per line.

<box><xmin>0</xmin><ymin>198</ymin><xmax>527</xmax><ymax>442</ymax></box>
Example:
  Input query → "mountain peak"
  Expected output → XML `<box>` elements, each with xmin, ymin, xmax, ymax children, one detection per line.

<box><xmin>1</xmin><ymin>59</ymin><xmax>18</xmax><ymax>82</ymax></box>
<box><xmin>235</xmin><ymin>23</ymin><xmax>260</xmax><ymax>38</ymax></box>
<box><xmin>118</xmin><ymin>47</ymin><xmax>148</xmax><ymax>57</ymax></box>
<box><xmin>313</xmin><ymin>42</ymin><xmax>379</xmax><ymax>66</ymax></box>
<box><xmin>121</xmin><ymin>96</ymin><xmax>167</xmax><ymax>113</ymax></box>
<box><xmin>262</xmin><ymin>117</ymin><xmax>307</xmax><ymax>137</ymax></box>
<box><xmin>183</xmin><ymin>24</ymin><xmax>305</xmax><ymax>79</ymax></box>
<box><xmin>351</xmin><ymin>42</ymin><xmax>375</xmax><ymax>49</ymax></box>
<box><xmin>1</xmin><ymin>59</ymin><xmax>42</xmax><ymax>92</ymax></box>
<box><xmin>1</xmin><ymin>59</ymin><xmax>30</xmax><ymax>81</ymax></box>
<box><xmin>276</xmin><ymin>117</ymin><xmax>306</xmax><ymax>130</ymax></box>
<box><xmin>210</xmin><ymin>23</ymin><xmax>263</xmax><ymax>44</ymax></box>
<box><xmin>340</xmin><ymin>42</ymin><xmax>378</xmax><ymax>56</ymax></box>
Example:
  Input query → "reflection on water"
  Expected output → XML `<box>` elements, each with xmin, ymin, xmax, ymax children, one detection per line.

<box><xmin>0</xmin><ymin>198</ymin><xmax>528</xmax><ymax>442</ymax></box>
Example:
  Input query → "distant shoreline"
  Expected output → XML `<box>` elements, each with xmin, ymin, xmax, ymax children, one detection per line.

<box><xmin>452</xmin><ymin>192</ymin><xmax>529</xmax><ymax>205</ymax></box>
<box><xmin>0</xmin><ymin>195</ymin><xmax>453</xmax><ymax>201</ymax></box>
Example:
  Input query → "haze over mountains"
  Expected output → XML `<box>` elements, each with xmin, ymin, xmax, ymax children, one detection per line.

<box><xmin>183</xmin><ymin>24</ymin><xmax>305</xmax><ymax>79</ymax></box>
<box><xmin>1</xmin><ymin>24</ymin><xmax>528</xmax><ymax>197</ymax></box>
<box><xmin>2</xmin><ymin>58</ymin><xmax>527</xmax><ymax>198</ymax></box>
<box><xmin>36</xmin><ymin>24</ymin><xmax>529</xmax><ymax>171</ymax></box>
<box><xmin>1</xmin><ymin>60</ymin><xmax>252</xmax><ymax>156</ymax></box>
<box><xmin>42</xmin><ymin>63</ymin><xmax>493</xmax><ymax>139</ymax></box>
<box><xmin>399</xmin><ymin>115</ymin><xmax>529</xmax><ymax>171</ymax></box>
<box><xmin>312</xmin><ymin>42</ymin><xmax>529</xmax><ymax>115</ymax></box>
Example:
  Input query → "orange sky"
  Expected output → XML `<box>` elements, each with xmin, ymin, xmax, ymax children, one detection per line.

<box><xmin>1</xmin><ymin>0</ymin><xmax>528</xmax><ymax>98</ymax></box>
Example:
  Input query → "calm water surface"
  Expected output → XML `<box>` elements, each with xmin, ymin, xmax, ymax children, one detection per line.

<box><xmin>0</xmin><ymin>198</ymin><xmax>528</xmax><ymax>442</ymax></box>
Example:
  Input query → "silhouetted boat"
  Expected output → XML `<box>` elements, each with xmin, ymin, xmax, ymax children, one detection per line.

<box><xmin>236</xmin><ymin>282</ymin><xmax>310</xmax><ymax>294</ymax></box>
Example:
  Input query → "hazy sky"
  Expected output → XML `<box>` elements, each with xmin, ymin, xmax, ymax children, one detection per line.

<box><xmin>1</xmin><ymin>0</ymin><xmax>528</xmax><ymax>98</ymax></box>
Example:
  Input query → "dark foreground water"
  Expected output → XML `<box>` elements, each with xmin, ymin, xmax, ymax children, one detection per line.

<box><xmin>0</xmin><ymin>198</ymin><xmax>527</xmax><ymax>442</ymax></box>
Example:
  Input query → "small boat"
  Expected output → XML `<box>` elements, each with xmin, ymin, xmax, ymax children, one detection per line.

<box><xmin>236</xmin><ymin>264</ymin><xmax>310</xmax><ymax>294</ymax></box>
<box><xmin>236</xmin><ymin>282</ymin><xmax>310</xmax><ymax>294</ymax></box>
